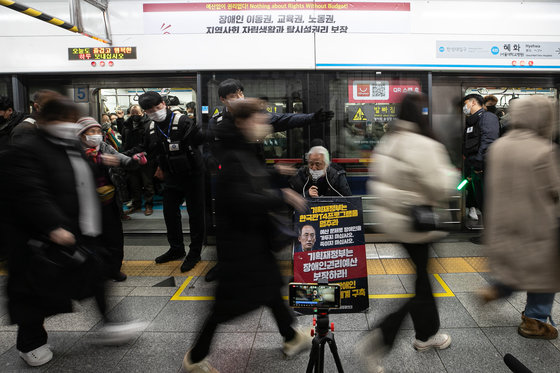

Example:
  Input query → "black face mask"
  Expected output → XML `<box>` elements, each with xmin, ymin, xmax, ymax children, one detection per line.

<box><xmin>486</xmin><ymin>105</ymin><xmax>497</xmax><ymax>113</ymax></box>
<box><xmin>0</xmin><ymin>116</ymin><xmax>6</xmax><ymax>126</ymax></box>
<box><xmin>131</xmin><ymin>115</ymin><xmax>142</xmax><ymax>122</ymax></box>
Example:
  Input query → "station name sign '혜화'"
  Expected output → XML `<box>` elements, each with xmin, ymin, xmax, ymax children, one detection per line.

<box><xmin>143</xmin><ymin>2</ymin><xmax>411</xmax><ymax>35</ymax></box>
<box><xmin>293</xmin><ymin>197</ymin><xmax>368</xmax><ymax>312</ymax></box>
<box><xmin>68</xmin><ymin>47</ymin><xmax>137</xmax><ymax>61</ymax></box>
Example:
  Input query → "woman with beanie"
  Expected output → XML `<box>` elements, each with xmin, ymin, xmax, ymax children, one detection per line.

<box><xmin>76</xmin><ymin>116</ymin><xmax>147</xmax><ymax>282</ymax></box>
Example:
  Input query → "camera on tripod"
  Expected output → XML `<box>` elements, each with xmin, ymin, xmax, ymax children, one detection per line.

<box><xmin>288</xmin><ymin>279</ymin><xmax>344</xmax><ymax>373</ymax></box>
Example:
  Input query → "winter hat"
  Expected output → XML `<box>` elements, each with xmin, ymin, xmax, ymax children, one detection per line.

<box><xmin>77</xmin><ymin>116</ymin><xmax>102</xmax><ymax>136</ymax></box>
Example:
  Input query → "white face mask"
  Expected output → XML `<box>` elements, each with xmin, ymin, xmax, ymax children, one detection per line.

<box><xmin>463</xmin><ymin>103</ymin><xmax>471</xmax><ymax>116</ymax></box>
<box><xmin>309</xmin><ymin>168</ymin><xmax>326</xmax><ymax>181</ymax></box>
<box><xmin>41</xmin><ymin>122</ymin><xmax>81</xmax><ymax>140</ymax></box>
<box><xmin>84</xmin><ymin>134</ymin><xmax>103</xmax><ymax>147</ymax></box>
<box><xmin>147</xmin><ymin>107</ymin><xmax>167</xmax><ymax>122</ymax></box>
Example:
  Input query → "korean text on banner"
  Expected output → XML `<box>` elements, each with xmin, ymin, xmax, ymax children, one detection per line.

<box><xmin>293</xmin><ymin>196</ymin><xmax>368</xmax><ymax>312</ymax></box>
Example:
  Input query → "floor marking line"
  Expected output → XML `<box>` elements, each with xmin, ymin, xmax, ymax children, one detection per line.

<box><xmin>368</xmin><ymin>274</ymin><xmax>455</xmax><ymax>299</ymax></box>
<box><xmin>433</xmin><ymin>273</ymin><xmax>455</xmax><ymax>297</ymax></box>
<box><xmin>170</xmin><ymin>276</ymin><xmax>194</xmax><ymax>300</ymax></box>
<box><xmin>171</xmin><ymin>274</ymin><xmax>455</xmax><ymax>301</ymax></box>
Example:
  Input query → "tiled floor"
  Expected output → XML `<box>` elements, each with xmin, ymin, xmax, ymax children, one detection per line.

<box><xmin>0</xmin><ymin>236</ymin><xmax>559</xmax><ymax>372</ymax></box>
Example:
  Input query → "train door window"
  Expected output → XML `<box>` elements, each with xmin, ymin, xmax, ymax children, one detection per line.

<box><xmin>98</xmin><ymin>87</ymin><xmax>197</xmax><ymax>227</ymax></box>
<box><xmin>0</xmin><ymin>77</ymin><xmax>10</xmax><ymax>97</ymax></box>
<box><xmin>327</xmin><ymin>72</ymin><xmax>428</xmax><ymax>195</ymax></box>
<box><xmin>463</xmin><ymin>87</ymin><xmax>558</xmax><ymax>126</ymax></box>
<box><xmin>203</xmin><ymin>73</ymin><xmax>305</xmax><ymax>162</ymax></box>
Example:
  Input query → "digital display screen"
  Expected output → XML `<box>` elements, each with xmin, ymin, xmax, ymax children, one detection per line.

<box><xmin>68</xmin><ymin>47</ymin><xmax>137</xmax><ymax>60</ymax></box>
<box><xmin>289</xmin><ymin>283</ymin><xmax>340</xmax><ymax>308</ymax></box>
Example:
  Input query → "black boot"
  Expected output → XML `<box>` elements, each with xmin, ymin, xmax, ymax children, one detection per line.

<box><xmin>155</xmin><ymin>249</ymin><xmax>185</xmax><ymax>264</ymax></box>
<box><xmin>180</xmin><ymin>256</ymin><xmax>201</xmax><ymax>272</ymax></box>
<box><xmin>204</xmin><ymin>263</ymin><xmax>221</xmax><ymax>282</ymax></box>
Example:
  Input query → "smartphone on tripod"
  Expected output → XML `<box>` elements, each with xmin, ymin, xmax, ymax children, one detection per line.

<box><xmin>288</xmin><ymin>282</ymin><xmax>341</xmax><ymax>309</ymax></box>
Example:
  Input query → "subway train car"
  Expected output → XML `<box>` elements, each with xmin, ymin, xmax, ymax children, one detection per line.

<box><xmin>1</xmin><ymin>0</ymin><xmax>559</xmax><ymax>238</ymax></box>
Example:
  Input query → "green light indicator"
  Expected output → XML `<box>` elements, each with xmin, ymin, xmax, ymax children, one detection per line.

<box><xmin>456</xmin><ymin>179</ymin><xmax>469</xmax><ymax>191</ymax></box>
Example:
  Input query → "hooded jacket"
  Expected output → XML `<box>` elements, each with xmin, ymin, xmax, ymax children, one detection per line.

<box><xmin>485</xmin><ymin>95</ymin><xmax>560</xmax><ymax>292</ymax></box>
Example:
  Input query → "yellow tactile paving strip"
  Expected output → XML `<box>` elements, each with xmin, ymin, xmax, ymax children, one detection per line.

<box><xmin>0</xmin><ymin>257</ymin><xmax>490</xmax><ymax>277</ymax></box>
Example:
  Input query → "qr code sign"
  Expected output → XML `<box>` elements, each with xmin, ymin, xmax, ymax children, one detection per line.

<box><xmin>352</xmin><ymin>80</ymin><xmax>390</xmax><ymax>101</ymax></box>
<box><xmin>371</xmin><ymin>81</ymin><xmax>389</xmax><ymax>100</ymax></box>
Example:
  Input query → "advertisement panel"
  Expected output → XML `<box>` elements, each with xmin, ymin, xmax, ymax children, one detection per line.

<box><xmin>143</xmin><ymin>1</ymin><xmax>411</xmax><ymax>35</ymax></box>
<box><xmin>293</xmin><ymin>197</ymin><xmax>368</xmax><ymax>312</ymax></box>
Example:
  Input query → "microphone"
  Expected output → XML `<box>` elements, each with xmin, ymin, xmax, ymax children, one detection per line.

<box><xmin>504</xmin><ymin>353</ymin><xmax>532</xmax><ymax>373</ymax></box>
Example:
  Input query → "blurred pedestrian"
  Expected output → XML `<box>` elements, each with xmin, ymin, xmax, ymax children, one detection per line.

<box><xmin>360</xmin><ymin>93</ymin><xmax>458</xmax><ymax>373</ymax></box>
<box><xmin>77</xmin><ymin>116</ymin><xmax>147</xmax><ymax>281</ymax></box>
<box><xmin>11</xmin><ymin>90</ymin><xmax>61</xmax><ymax>144</ymax></box>
<box><xmin>482</xmin><ymin>95</ymin><xmax>560</xmax><ymax>340</ymax></box>
<box><xmin>3</xmin><ymin>97</ymin><xmax>144</xmax><ymax>367</ymax></box>
<box><xmin>182</xmin><ymin>98</ymin><xmax>310</xmax><ymax>372</ymax></box>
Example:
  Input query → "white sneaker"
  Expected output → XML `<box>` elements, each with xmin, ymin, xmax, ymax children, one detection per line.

<box><xmin>94</xmin><ymin>320</ymin><xmax>148</xmax><ymax>345</ymax></box>
<box><xmin>19</xmin><ymin>344</ymin><xmax>53</xmax><ymax>367</ymax></box>
<box><xmin>282</xmin><ymin>327</ymin><xmax>312</xmax><ymax>357</ymax></box>
<box><xmin>182</xmin><ymin>350</ymin><xmax>219</xmax><ymax>373</ymax></box>
<box><xmin>355</xmin><ymin>329</ymin><xmax>387</xmax><ymax>373</ymax></box>
<box><xmin>413</xmin><ymin>333</ymin><xmax>451</xmax><ymax>351</ymax></box>
<box><xmin>468</xmin><ymin>207</ymin><xmax>479</xmax><ymax>221</ymax></box>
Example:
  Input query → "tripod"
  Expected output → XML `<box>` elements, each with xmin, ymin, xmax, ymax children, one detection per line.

<box><xmin>305</xmin><ymin>308</ymin><xmax>344</xmax><ymax>373</ymax></box>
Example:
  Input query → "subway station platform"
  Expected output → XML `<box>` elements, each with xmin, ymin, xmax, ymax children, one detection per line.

<box><xmin>1</xmin><ymin>236</ymin><xmax>559</xmax><ymax>372</ymax></box>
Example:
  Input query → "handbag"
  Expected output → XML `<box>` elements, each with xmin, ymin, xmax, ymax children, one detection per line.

<box><xmin>266</xmin><ymin>212</ymin><xmax>298</xmax><ymax>252</ymax></box>
<box><xmin>26</xmin><ymin>239</ymin><xmax>105</xmax><ymax>300</ymax></box>
<box><xmin>410</xmin><ymin>205</ymin><xmax>440</xmax><ymax>231</ymax></box>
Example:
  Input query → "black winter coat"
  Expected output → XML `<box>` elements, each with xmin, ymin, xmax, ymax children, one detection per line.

<box><xmin>290</xmin><ymin>165</ymin><xmax>352</xmax><ymax>198</ymax></box>
<box><xmin>3</xmin><ymin>131</ymin><xmax>99</xmax><ymax>323</ymax></box>
<box><xmin>214</xmin><ymin>128</ymin><xmax>287</xmax><ymax>310</ymax></box>
<box><xmin>120</xmin><ymin>114</ymin><xmax>151</xmax><ymax>155</ymax></box>
<box><xmin>463</xmin><ymin>109</ymin><xmax>500</xmax><ymax>171</ymax></box>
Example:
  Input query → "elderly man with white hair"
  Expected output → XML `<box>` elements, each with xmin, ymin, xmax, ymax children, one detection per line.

<box><xmin>290</xmin><ymin>145</ymin><xmax>352</xmax><ymax>198</ymax></box>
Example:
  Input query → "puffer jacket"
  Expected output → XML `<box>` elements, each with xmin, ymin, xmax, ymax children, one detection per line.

<box><xmin>368</xmin><ymin>120</ymin><xmax>458</xmax><ymax>243</ymax></box>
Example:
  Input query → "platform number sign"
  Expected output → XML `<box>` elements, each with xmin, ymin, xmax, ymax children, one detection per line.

<box><xmin>74</xmin><ymin>86</ymin><xmax>89</xmax><ymax>103</ymax></box>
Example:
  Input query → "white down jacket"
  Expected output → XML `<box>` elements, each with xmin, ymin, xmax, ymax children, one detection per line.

<box><xmin>367</xmin><ymin>120</ymin><xmax>459</xmax><ymax>243</ymax></box>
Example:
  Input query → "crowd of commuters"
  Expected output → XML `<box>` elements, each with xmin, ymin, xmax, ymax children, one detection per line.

<box><xmin>0</xmin><ymin>82</ymin><xmax>558</xmax><ymax>372</ymax></box>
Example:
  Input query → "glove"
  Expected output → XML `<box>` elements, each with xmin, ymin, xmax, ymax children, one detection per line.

<box><xmin>313</xmin><ymin>109</ymin><xmax>334</xmax><ymax>122</ymax></box>
<box><xmin>132</xmin><ymin>152</ymin><xmax>147</xmax><ymax>165</ymax></box>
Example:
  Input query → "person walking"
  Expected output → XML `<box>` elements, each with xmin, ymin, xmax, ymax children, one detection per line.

<box><xmin>482</xmin><ymin>95</ymin><xmax>560</xmax><ymax>339</ymax></box>
<box><xmin>2</xmin><ymin>97</ymin><xmax>144</xmax><ymax>367</ymax></box>
<box><xmin>182</xmin><ymin>98</ymin><xmax>310</xmax><ymax>373</ymax></box>
<box><xmin>359</xmin><ymin>93</ymin><xmax>458</xmax><ymax>373</ymax></box>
